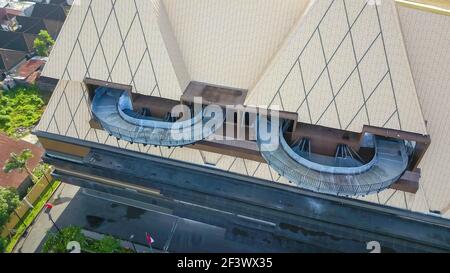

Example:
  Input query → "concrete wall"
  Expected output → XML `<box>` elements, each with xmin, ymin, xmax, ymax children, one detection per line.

<box><xmin>1</xmin><ymin>170</ymin><xmax>54</xmax><ymax>238</ymax></box>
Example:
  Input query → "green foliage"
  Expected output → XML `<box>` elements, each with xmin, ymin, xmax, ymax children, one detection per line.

<box><xmin>0</xmin><ymin>86</ymin><xmax>45</xmax><ymax>137</ymax></box>
<box><xmin>32</xmin><ymin>163</ymin><xmax>51</xmax><ymax>181</ymax></box>
<box><xmin>89</xmin><ymin>235</ymin><xmax>123</xmax><ymax>253</ymax></box>
<box><xmin>3</xmin><ymin>149</ymin><xmax>38</xmax><ymax>183</ymax></box>
<box><xmin>0</xmin><ymin>188</ymin><xmax>20</xmax><ymax>230</ymax></box>
<box><xmin>42</xmin><ymin>226</ymin><xmax>88</xmax><ymax>253</ymax></box>
<box><xmin>0</xmin><ymin>237</ymin><xmax>7</xmax><ymax>253</ymax></box>
<box><xmin>33</xmin><ymin>30</ymin><xmax>55</xmax><ymax>57</ymax></box>
<box><xmin>4</xmin><ymin>180</ymin><xmax>61</xmax><ymax>253</ymax></box>
<box><xmin>3</xmin><ymin>149</ymin><xmax>33</xmax><ymax>173</ymax></box>
<box><xmin>43</xmin><ymin>226</ymin><xmax>129</xmax><ymax>253</ymax></box>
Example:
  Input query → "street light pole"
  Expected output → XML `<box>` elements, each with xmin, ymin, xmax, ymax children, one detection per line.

<box><xmin>48</xmin><ymin>214</ymin><xmax>61</xmax><ymax>233</ymax></box>
<box><xmin>129</xmin><ymin>234</ymin><xmax>137</xmax><ymax>253</ymax></box>
<box><xmin>45</xmin><ymin>203</ymin><xmax>61</xmax><ymax>233</ymax></box>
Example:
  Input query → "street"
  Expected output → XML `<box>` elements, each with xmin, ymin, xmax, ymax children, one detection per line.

<box><xmin>14</xmin><ymin>183</ymin><xmax>261</xmax><ymax>253</ymax></box>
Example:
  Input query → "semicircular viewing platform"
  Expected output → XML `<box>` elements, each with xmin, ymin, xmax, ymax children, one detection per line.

<box><xmin>256</xmin><ymin>115</ymin><xmax>409</xmax><ymax>196</ymax></box>
<box><xmin>91</xmin><ymin>87</ymin><xmax>220</xmax><ymax>147</ymax></box>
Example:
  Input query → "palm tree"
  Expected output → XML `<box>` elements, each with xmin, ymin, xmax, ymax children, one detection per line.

<box><xmin>3</xmin><ymin>149</ymin><xmax>38</xmax><ymax>183</ymax></box>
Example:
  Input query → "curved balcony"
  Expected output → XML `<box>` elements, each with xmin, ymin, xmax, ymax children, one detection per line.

<box><xmin>256</xmin><ymin>115</ymin><xmax>409</xmax><ymax>196</ymax></box>
<box><xmin>91</xmin><ymin>87</ymin><xmax>220</xmax><ymax>147</ymax></box>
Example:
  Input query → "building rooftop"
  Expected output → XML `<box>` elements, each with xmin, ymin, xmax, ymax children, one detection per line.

<box><xmin>4</xmin><ymin>1</ymin><xmax>35</xmax><ymax>11</ymax></box>
<box><xmin>0</xmin><ymin>134</ymin><xmax>44</xmax><ymax>189</ymax></box>
<box><xmin>14</xmin><ymin>15</ymin><xmax>47</xmax><ymax>34</ymax></box>
<box><xmin>36</xmin><ymin>0</ymin><xmax>450</xmax><ymax>216</ymax></box>
<box><xmin>31</xmin><ymin>3</ymin><xmax>66</xmax><ymax>21</ymax></box>
<box><xmin>0</xmin><ymin>55</ymin><xmax>5</xmax><ymax>73</ymax></box>
<box><xmin>15</xmin><ymin>57</ymin><xmax>45</xmax><ymax>78</ymax></box>
<box><xmin>0</xmin><ymin>48</ymin><xmax>27</xmax><ymax>72</ymax></box>
<box><xmin>0</xmin><ymin>30</ymin><xmax>34</xmax><ymax>52</ymax></box>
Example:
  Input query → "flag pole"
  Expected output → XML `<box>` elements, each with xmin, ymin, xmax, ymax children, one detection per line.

<box><xmin>146</xmin><ymin>232</ymin><xmax>154</xmax><ymax>253</ymax></box>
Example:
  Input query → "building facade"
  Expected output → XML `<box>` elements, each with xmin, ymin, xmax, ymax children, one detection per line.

<box><xmin>36</xmin><ymin>0</ymin><xmax>449</xmax><ymax>218</ymax></box>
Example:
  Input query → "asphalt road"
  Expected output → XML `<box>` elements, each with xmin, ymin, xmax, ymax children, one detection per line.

<box><xmin>64</xmin><ymin>188</ymin><xmax>255</xmax><ymax>253</ymax></box>
<box><xmin>15</xmin><ymin>184</ymin><xmax>263</xmax><ymax>253</ymax></box>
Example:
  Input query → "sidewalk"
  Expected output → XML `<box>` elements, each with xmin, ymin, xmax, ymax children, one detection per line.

<box><xmin>13</xmin><ymin>184</ymin><xmax>166</xmax><ymax>253</ymax></box>
<box><xmin>12</xmin><ymin>182</ymin><xmax>247</xmax><ymax>253</ymax></box>
<box><xmin>13</xmin><ymin>183</ymin><xmax>79</xmax><ymax>253</ymax></box>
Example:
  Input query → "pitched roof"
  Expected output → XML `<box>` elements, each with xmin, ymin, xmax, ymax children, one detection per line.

<box><xmin>16</xmin><ymin>58</ymin><xmax>45</xmax><ymax>78</ymax></box>
<box><xmin>0</xmin><ymin>48</ymin><xmax>26</xmax><ymax>71</ymax></box>
<box><xmin>49</xmin><ymin>0</ymin><xmax>71</xmax><ymax>6</ymax></box>
<box><xmin>14</xmin><ymin>15</ymin><xmax>47</xmax><ymax>35</ymax></box>
<box><xmin>0</xmin><ymin>134</ymin><xmax>44</xmax><ymax>189</ymax></box>
<box><xmin>0</xmin><ymin>7</ymin><xmax>6</xmax><ymax>20</ymax></box>
<box><xmin>0</xmin><ymin>30</ymin><xmax>32</xmax><ymax>52</ymax></box>
<box><xmin>41</xmin><ymin>0</ymin><xmax>427</xmax><ymax>134</ymax></box>
<box><xmin>4</xmin><ymin>12</ymin><xmax>64</xmax><ymax>38</ymax></box>
<box><xmin>36</xmin><ymin>0</ymin><xmax>445</xmax><ymax>215</ymax></box>
<box><xmin>0</xmin><ymin>56</ymin><xmax>5</xmax><ymax>72</ymax></box>
<box><xmin>43</xmin><ymin>18</ymin><xmax>64</xmax><ymax>38</ymax></box>
<box><xmin>31</xmin><ymin>3</ymin><xmax>66</xmax><ymax>22</ymax></box>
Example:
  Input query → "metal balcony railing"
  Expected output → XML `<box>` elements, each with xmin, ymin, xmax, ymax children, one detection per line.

<box><xmin>91</xmin><ymin>87</ymin><xmax>220</xmax><ymax>147</ymax></box>
<box><xmin>256</xmin><ymin>115</ymin><xmax>409</xmax><ymax>196</ymax></box>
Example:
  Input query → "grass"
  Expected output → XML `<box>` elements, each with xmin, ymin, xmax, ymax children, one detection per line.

<box><xmin>4</xmin><ymin>179</ymin><xmax>61</xmax><ymax>253</ymax></box>
<box><xmin>0</xmin><ymin>85</ymin><xmax>46</xmax><ymax>138</ymax></box>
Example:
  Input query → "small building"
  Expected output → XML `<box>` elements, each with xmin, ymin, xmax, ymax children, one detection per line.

<box><xmin>31</xmin><ymin>3</ymin><xmax>66</xmax><ymax>21</ymax></box>
<box><xmin>0</xmin><ymin>134</ymin><xmax>44</xmax><ymax>196</ymax></box>
<box><xmin>12</xmin><ymin>56</ymin><xmax>46</xmax><ymax>85</ymax></box>
<box><xmin>12</xmin><ymin>14</ymin><xmax>64</xmax><ymax>38</ymax></box>
<box><xmin>0</xmin><ymin>48</ymin><xmax>27</xmax><ymax>78</ymax></box>
<box><xmin>0</xmin><ymin>31</ymin><xmax>36</xmax><ymax>52</ymax></box>
<box><xmin>2</xmin><ymin>1</ymin><xmax>35</xmax><ymax>17</ymax></box>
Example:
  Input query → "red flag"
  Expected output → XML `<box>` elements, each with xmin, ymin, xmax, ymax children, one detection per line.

<box><xmin>145</xmin><ymin>232</ymin><xmax>155</xmax><ymax>245</ymax></box>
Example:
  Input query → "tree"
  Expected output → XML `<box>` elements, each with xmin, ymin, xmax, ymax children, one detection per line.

<box><xmin>91</xmin><ymin>235</ymin><xmax>123</xmax><ymax>253</ymax></box>
<box><xmin>33</xmin><ymin>30</ymin><xmax>55</xmax><ymax>57</ymax></box>
<box><xmin>42</xmin><ymin>226</ymin><xmax>88</xmax><ymax>253</ymax></box>
<box><xmin>0</xmin><ymin>237</ymin><xmax>7</xmax><ymax>253</ymax></box>
<box><xmin>0</xmin><ymin>188</ymin><xmax>20</xmax><ymax>230</ymax></box>
<box><xmin>3</xmin><ymin>149</ymin><xmax>39</xmax><ymax>183</ymax></box>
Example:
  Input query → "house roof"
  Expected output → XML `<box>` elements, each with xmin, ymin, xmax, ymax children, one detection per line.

<box><xmin>50</xmin><ymin>0</ymin><xmax>71</xmax><ymax>6</ymax></box>
<box><xmin>0</xmin><ymin>30</ymin><xmax>32</xmax><ymax>52</ymax></box>
<box><xmin>0</xmin><ymin>48</ymin><xmax>27</xmax><ymax>72</ymax></box>
<box><xmin>22</xmin><ymin>32</ymin><xmax>38</xmax><ymax>51</ymax></box>
<box><xmin>16</xmin><ymin>58</ymin><xmax>45</xmax><ymax>78</ymax></box>
<box><xmin>0</xmin><ymin>7</ymin><xmax>6</xmax><ymax>20</ymax></box>
<box><xmin>42</xmin><ymin>18</ymin><xmax>64</xmax><ymax>38</ymax></box>
<box><xmin>6</xmin><ymin>13</ymin><xmax>64</xmax><ymax>38</ymax></box>
<box><xmin>0</xmin><ymin>134</ymin><xmax>44</xmax><ymax>189</ymax></box>
<box><xmin>31</xmin><ymin>3</ymin><xmax>66</xmax><ymax>22</ymax></box>
<box><xmin>0</xmin><ymin>54</ymin><xmax>4</xmax><ymax>70</ymax></box>
<box><xmin>14</xmin><ymin>15</ymin><xmax>47</xmax><ymax>35</ymax></box>
<box><xmin>4</xmin><ymin>1</ymin><xmax>35</xmax><ymax>12</ymax></box>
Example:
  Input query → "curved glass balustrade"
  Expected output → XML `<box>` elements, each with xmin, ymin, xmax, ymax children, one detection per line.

<box><xmin>256</xmin><ymin>115</ymin><xmax>409</xmax><ymax>196</ymax></box>
<box><xmin>91</xmin><ymin>87</ymin><xmax>221</xmax><ymax>146</ymax></box>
